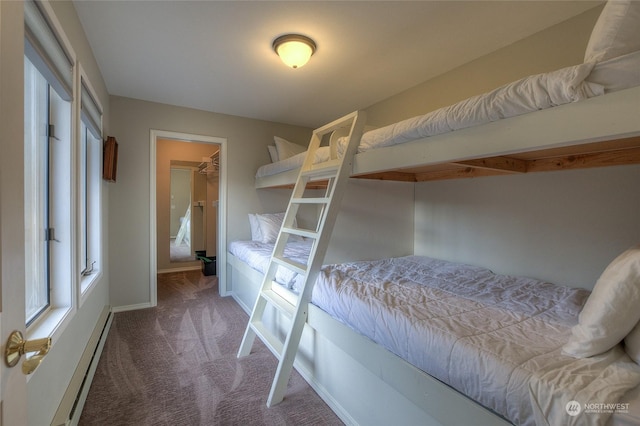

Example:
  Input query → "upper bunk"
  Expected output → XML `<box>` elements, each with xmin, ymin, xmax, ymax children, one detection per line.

<box><xmin>255</xmin><ymin>1</ymin><xmax>640</xmax><ymax>189</ymax></box>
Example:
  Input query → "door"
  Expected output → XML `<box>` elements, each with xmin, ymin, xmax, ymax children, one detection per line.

<box><xmin>0</xmin><ymin>0</ymin><xmax>29</xmax><ymax>423</ymax></box>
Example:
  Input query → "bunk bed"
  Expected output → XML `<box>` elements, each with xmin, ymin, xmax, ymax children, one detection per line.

<box><xmin>257</xmin><ymin>76</ymin><xmax>640</xmax><ymax>189</ymax></box>
<box><xmin>256</xmin><ymin>5</ymin><xmax>640</xmax><ymax>189</ymax></box>
<box><xmin>230</xmin><ymin>239</ymin><xmax>640</xmax><ymax>426</ymax></box>
<box><xmin>230</xmin><ymin>2</ymin><xmax>640</xmax><ymax>425</ymax></box>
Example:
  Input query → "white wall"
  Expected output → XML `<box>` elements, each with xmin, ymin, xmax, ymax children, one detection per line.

<box><xmin>252</xmin><ymin>179</ymin><xmax>414</xmax><ymax>267</ymax></box>
<box><xmin>108</xmin><ymin>96</ymin><xmax>312</xmax><ymax>308</ymax></box>
<box><xmin>361</xmin><ymin>5</ymin><xmax>640</xmax><ymax>290</ymax></box>
<box><xmin>326</xmin><ymin>179</ymin><xmax>414</xmax><ymax>264</ymax></box>
<box><xmin>415</xmin><ymin>165</ymin><xmax>640</xmax><ymax>290</ymax></box>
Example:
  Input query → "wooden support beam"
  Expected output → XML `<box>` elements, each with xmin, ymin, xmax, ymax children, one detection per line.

<box><xmin>414</xmin><ymin>167</ymin><xmax>509</xmax><ymax>182</ymax></box>
<box><xmin>342</xmin><ymin>137</ymin><xmax>640</xmax><ymax>184</ymax></box>
<box><xmin>354</xmin><ymin>171</ymin><xmax>417</xmax><ymax>182</ymax></box>
<box><xmin>451</xmin><ymin>156</ymin><xmax>527</xmax><ymax>174</ymax></box>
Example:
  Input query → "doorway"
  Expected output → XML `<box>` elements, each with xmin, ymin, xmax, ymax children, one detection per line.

<box><xmin>150</xmin><ymin>130</ymin><xmax>228</xmax><ymax>305</ymax></box>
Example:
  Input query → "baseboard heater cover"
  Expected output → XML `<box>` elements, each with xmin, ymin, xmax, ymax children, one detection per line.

<box><xmin>51</xmin><ymin>306</ymin><xmax>113</xmax><ymax>426</ymax></box>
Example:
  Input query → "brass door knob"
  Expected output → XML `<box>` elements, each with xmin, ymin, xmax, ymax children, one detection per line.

<box><xmin>4</xmin><ymin>330</ymin><xmax>51</xmax><ymax>374</ymax></box>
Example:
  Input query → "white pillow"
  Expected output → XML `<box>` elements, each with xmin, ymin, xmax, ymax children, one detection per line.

<box><xmin>274</xmin><ymin>136</ymin><xmax>306</xmax><ymax>161</ymax></box>
<box><xmin>584</xmin><ymin>0</ymin><xmax>640</xmax><ymax>63</ymax></box>
<box><xmin>248</xmin><ymin>214</ymin><xmax>263</xmax><ymax>242</ymax></box>
<box><xmin>267</xmin><ymin>145</ymin><xmax>278</xmax><ymax>162</ymax></box>
<box><xmin>585</xmin><ymin>50</ymin><xmax>640</xmax><ymax>93</ymax></box>
<box><xmin>255</xmin><ymin>212</ymin><xmax>304</xmax><ymax>244</ymax></box>
<box><xmin>625</xmin><ymin>321</ymin><xmax>640</xmax><ymax>364</ymax></box>
<box><xmin>256</xmin><ymin>212</ymin><xmax>285</xmax><ymax>244</ymax></box>
<box><xmin>563</xmin><ymin>245</ymin><xmax>640</xmax><ymax>358</ymax></box>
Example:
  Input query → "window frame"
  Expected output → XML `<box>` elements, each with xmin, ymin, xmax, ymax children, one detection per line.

<box><xmin>24</xmin><ymin>57</ymin><xmax>52</xmax><ymax>326</ymax></box>
<box><xmin>24</xmin><ymin>0</ymin><xmax>78</xmax><ymax>346</ymax></box>
<box><xmin>77</xmin><ymin>67</ymin><xmax>104</xmax><ymax>302</ymax></box>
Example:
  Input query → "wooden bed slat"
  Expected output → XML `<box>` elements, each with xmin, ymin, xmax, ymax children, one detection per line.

<box><xmin>526</xmin><ymin>145</ymin><xmax>640</xmax><ymax>172</ymax></box>
<box><xmin>452</xmin><ymin>156</ymin><xmax>527</xmax><ymax>174</ymax></box>
<box><xmin>349</xmin><ymin>135</ymin><xmax>640</xmax><ymax>183</ymax></box>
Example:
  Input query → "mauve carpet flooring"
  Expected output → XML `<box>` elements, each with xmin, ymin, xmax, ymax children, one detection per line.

<box><xmin>79</xmin><ymin>271</ymin><xmax>343</xmax><ymax>426</ymax></box>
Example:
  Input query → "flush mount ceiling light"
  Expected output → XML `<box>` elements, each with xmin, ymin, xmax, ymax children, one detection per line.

<box><xmin>272</xmin><ymin>34</ymin><xmax>316</xmax><ymax>69</ymax></box>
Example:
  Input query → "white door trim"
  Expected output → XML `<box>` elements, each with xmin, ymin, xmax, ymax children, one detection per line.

<box><xmin>149</xmin><ymin>129</ymin><xmax>228</xmax><ymax>306</ymax></box>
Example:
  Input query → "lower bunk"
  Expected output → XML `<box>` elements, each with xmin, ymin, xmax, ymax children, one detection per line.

<box><xmin>227</xmin><ymin>245</ymin><xmax>640</xmax><ymax>426</ymax></box>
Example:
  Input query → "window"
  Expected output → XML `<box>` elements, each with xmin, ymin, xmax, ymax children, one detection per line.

<box><xmin>24</xmin><ymin>0</ymin><xmax>74</xmax><ymax>328</ymax></box>
<box><xmin>24</xmin><ymin>58</ymin><xmax>50</xmax><ymax>323</ymax></box>
<box><xmin>79</xmin><ymin>78</ymin><xmax>103</xmax><ymax>294</ymax></box>
<box><xmin>24</xmin><ymin>56</ymin><xmax>73</xmax><ymax>326</ymax></box>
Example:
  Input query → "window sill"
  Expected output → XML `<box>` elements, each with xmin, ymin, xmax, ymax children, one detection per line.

<box><xmin>80</xmin><ymin>270</ymin><xmax>102</xmax><ymax>305</ymax></box>
<box><xmin>27</xmin><ymin>306</ymin><xmax>72</xmax><ymax>341</ymax></box>
<box><xmin>25</xmin><ymin>305</ymin><xmax>73</xmax><ymax>381</ymax></box>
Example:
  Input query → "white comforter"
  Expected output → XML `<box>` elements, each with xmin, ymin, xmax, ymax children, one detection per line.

<box><xmin>356</xmin><ymin>62</ymin><xmax>600</xmax><ymax>152</ymax></box>
<box><xmin>311</xmin><ymin>256</ymin><xmax>640</xmax><ymax>426</ymax></box>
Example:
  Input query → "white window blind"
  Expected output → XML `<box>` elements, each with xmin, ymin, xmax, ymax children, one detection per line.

<box><xmin>24</xmin><ymin>0</ymin><xmax>73</xmax><ymax>100</ymax></box>
<box><xmin>81</xmin><ymin>81</ymin><xmax>102</xmax><ymax>138</ymax></box>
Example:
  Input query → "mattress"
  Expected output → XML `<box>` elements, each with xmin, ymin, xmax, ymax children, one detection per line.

<box><xmin>311</xmin><ymin>256</ymin><xmax>640</xmax><ymax>426</ymax></box>
<box><xmin>228</xmin><ymin>244</ymin><xmax>640</xmax><ymax>426</ymax></box>
<box><xmin>256</xmin><ymin>146</ymin><xmax>331</xmax><ymax>179</ymax></box>
<box><xmin>256</xmin><ymin>51</ymin><xmax>640</xmax><ymax>180</ymax></box>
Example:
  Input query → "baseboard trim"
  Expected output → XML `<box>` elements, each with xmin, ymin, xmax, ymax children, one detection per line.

<box><xmin>51</xmin><ymin>306</ymin><xmax>113</xmax><ymax>426</ymax></box>
<box><xmin>230</xmin><ymin>292</ymin><xmax>251</xmax><ymax>314</ymax></box>
<box><xmin>158</xmin><ymin>265</ymin><xmax>201</xmax><ymax>274</ymax></box>
<box><xmin>111</xmin><ymin>302</ymin><xmax>154</xmax><ymax>313</ymax></box>
<box><xmin>292</xmin><ymin>359</ymin><xmax>357</xmax><ymax>426</ymax></box>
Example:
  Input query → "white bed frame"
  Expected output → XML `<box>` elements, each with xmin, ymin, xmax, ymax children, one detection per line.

<box><xmin>243</xmin><ymin>85</ymin><xmax>640</xmax><ymax>425</ymax></box>
<box><xmin>228</xmin><ymin>253</ymin><xmax>512</xmax><ymax>426</ymax></box>
<box><xmin>256</xmin><ymin>85</ymin><xmax>640</xmax><ymax>189</ymax></box>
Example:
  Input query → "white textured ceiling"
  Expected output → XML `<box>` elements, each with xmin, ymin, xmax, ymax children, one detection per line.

<box><xmin>73</xmin><ymin>1</ymin><xmax>601</xmax><ymax>128</ymax></box>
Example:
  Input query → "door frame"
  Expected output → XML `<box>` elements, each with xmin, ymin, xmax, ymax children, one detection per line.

<box><xmin>149</xmin><ymin>130</ymin><xmax>228</xmax><ymax>305</ymax></box>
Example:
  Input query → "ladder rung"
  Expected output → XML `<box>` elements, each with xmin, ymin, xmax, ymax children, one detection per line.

<box><xmin>281</xmin><ymin>226</ymin><xmax>318</xmax><ymax>240</ymax></box>
<box><xmin>272</xmin><ymin>256</ymin><xmax>307</xmax><ymax>275</ymax></box>
<box><xmin>250</xmin><ymin>321</ymin><xmax>283</xmax><ymax>359</ymax></box>
<box><xmin>291</xmin><ymin>197</ymin><xmax>330</xmax><ymax>205</ymax></box>
<box><xmin>302</xmin><ymin>160</ymin><xmax>340</xmax><ymax>179</ymax></box>
<box><xmin>261</xmin><ymin>288</ymin><xmax>295</xmax><ymax>318</ymax></box>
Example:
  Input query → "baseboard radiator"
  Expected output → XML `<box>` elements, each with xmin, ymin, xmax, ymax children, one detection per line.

<box><xmin>51</xmin><ymin>305</ymin><xmax>113</xmax><ymax>426</ymax></box>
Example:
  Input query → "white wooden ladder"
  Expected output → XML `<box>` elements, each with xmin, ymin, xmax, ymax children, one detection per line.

<box><xmin>237</xmin><ymin>110</ymin><xmax>366</xmax><ymax>407</ymax></box>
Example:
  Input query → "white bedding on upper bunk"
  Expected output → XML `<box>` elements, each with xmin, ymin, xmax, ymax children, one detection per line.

<box><xmin>311</xmin><ymin>256</ymin><xmax>640</xmax><ymax>426</ymax></box>
<box><xmin>256</xmin><ymin>146</ymin><xmax>332</xmax><ymax>180</ymax></box>
<box><xmin>356</xmin><ymin>62</ymin><xmax>601</xmax><ymax>152</ymax></box>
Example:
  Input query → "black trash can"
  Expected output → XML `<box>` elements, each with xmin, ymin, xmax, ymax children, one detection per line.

<box><xmin>200</xmin><ymin>255</ymin><xmax>217</xmax><ymax>276</ymax></box>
